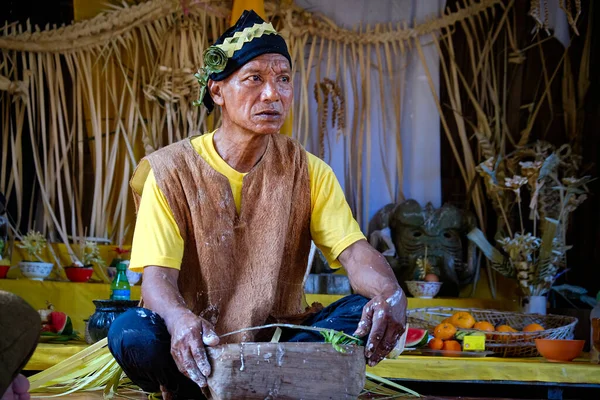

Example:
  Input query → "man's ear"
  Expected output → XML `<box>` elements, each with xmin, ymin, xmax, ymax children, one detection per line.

<box><xmin>208</xmin><ymin>80</ymin><xmax>224</xmax><ymax>106</ymax></box>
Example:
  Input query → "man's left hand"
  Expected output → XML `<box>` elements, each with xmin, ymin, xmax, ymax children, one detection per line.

<box><xmin>337</xmin><ymin>240</ymin><xmax>408</xmax><ymax>367</ymax></box>
<box><xmin>353</xmin><ymin>289</ymin><xmax>407</xmax><ymax>367</ymax></box>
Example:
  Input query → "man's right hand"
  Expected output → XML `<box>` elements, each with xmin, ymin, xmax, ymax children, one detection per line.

<box><xmin>168</xmin><ymin>311</ymin><xmax>220</xmax><ymax>388</ymax></box>
<box><xmin>141</xmin><ymin>266</ymin><xmax>221</xmax><ymax>389</ymax></box>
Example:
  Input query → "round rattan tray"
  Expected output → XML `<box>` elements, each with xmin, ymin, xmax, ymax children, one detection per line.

<box><xmin>407</xmin><ymin>307</ymin><xmax>578</xmax><ymax>357</ymax></box>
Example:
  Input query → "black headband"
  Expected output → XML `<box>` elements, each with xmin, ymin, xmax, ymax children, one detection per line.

<box><xmin>193</xmin><ymin>10</ymin><xmax>292</xmax><ymax>113</ymax></box>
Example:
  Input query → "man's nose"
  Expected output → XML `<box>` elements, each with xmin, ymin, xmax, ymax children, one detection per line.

<box><xmin>261</xmin><ymin>80</ymin><xmax>281</xmax><ymax>102</ymax></box>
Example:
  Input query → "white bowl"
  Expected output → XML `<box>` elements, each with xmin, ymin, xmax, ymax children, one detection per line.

<box><xmin>405</xmin><ymin>280</ymin><xmax>443</xmax><ymax>299</ymax></box>
<box><xmin>19</xmin><ymin>261</ymin><xmax>54</xmax><ymax>281</ymax></box>
<box><xmin>107</xmin><ymin>266</ymin><xmax>142</xmax><ymax>286</ymax></box>
<box><xmin>126</xmin><ymin>269</ymin><xmax>142</xmax><ymax>285</ymax></box>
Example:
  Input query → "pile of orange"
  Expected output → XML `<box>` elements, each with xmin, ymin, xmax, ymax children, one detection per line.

<box><xmin>429</xmin><ymin>321</ymin><xmax>461</xmax><ymax>352</ymax></box>
<box><xmin>430</xmin><ymin>311</ymin><xmax>546</xmax><ymax>349</ymax></box>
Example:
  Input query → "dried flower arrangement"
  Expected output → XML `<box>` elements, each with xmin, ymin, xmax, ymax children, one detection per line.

<box><xmin>468</xmin><ymin>141</ymin><xmax>593</xmax><ymax>296</ymax></box>
<box><xmin>70</xmin><ymin>241</ymin><xmax>106</xmax><ymax>269</ymax></box>
<box><xmin>17</xmin><ymin>230</ymin><xmax>48</xmax><ymax>262</ymax></box>
<box><xmin>64</xmin><ymin>239</ymin><xmax>111</xmax><ymax>283</ymax></box>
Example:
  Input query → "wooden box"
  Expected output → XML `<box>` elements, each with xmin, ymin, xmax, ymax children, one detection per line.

<box><xmin>206</xmin><ymin>342</ymin><xmax>365</xmax><ymax>399</ymax></box>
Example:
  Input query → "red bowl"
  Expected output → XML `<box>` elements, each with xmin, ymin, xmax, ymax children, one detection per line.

<box><xmin>535</xmin><ymin>339</ymin><xmax>585</xmax><ymax>362</ymax></box>
<box><xmin>0</xmin><ymin>265</ymin><xmax>10</xmax><ymax>279</ymax></box>
<box><xmin>65</xmin><ymin>267</ymin><xmax>94</xmax><ymax>283</ymax></box>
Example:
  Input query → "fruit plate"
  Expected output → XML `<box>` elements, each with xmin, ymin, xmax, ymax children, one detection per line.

<box><xmin>407</xmin><ymin>307</ymin><xmax>577</xmax><ymax>357</ymax></box>
<box><xmin>400</xmin><ymin>348</ymin><xmax>495</xmax><ymax>357</ymax></box>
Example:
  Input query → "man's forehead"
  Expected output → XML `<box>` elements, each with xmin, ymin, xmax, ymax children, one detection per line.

<box><xmin>239</xmin><ymin>54</ymin><xmax>291</xmax><ymax>72</ymax></box>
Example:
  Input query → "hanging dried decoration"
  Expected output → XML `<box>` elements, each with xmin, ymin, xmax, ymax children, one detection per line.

<box><xmin>314</xmin><ymin>78</ymin><xmax>345</xmax><ymax>159</ymax></box>
<box><xmin>529</xmin><ymin>0</ymin><xmax>582</xmax><ymax>34</ymax></box>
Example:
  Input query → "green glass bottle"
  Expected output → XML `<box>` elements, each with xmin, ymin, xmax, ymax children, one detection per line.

<box><xmin>110</xmin><ymin>261</ymin><xmax>131</xmax><ymax>300</ymax></box>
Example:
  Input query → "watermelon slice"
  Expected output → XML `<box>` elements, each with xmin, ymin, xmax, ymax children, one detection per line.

<box><xmin>49</xmin><ymin>311</ymin><xmax>73</xmax><ymax>336</ymax></box>
<box><xmin>405</xmin><ymin>327</ymin><xmax>429</xmax><ymax>348</ymax></box>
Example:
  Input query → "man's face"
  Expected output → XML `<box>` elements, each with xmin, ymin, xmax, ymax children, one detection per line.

<box><xmin>210</xmin><ymin>53</ymin><xmax>293</xmax><ymax>135</ymax></box>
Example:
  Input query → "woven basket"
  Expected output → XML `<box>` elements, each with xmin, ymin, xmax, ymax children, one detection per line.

<box><xmin>407</xmin><ymin>307</ymin><xmax>578</xmax><ymax>357</ymax></box>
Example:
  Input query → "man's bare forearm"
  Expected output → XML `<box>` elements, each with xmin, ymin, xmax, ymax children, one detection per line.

<box><xmin>142</xmin><ymin>266</ymin><xmax>194</xmax><ymax>334</ymax></box>
<box><xmin>338</xmin><ymin>240</ymin><xmax>400</xmax><ymax>298</ymax></box>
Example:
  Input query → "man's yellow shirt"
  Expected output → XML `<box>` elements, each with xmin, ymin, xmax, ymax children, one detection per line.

<box><xmin>129</xmin><ymin>132</ymin><xmax>365</xmax><ymax>272</ymax></box>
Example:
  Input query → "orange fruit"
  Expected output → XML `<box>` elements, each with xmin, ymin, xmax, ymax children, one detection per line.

<box><xmin>473</xmin><ymin>321</ymin><xmax>495</xmax><ymax>332</ymax></box>
<box><xmin>442</xmin><ymin>317</ymin><xmax>452</xmax><ymax>324</ymax></box>
<box><xmin>434</xmin><ymin>322</ymin><xmax>457</xmax><ymax>340</ymax></box>
<box><xmin>495</xmin><ymin>324</ymin><xmax>518</xmax><ymax>343</ymax></box>
<box><xmin>523</xmin><ymin>323</ymin><xmax>544</xmax><ymax>332</ymax></box>
<box><xmin>442</xmin><ymin>340</ymin><xmax>462</xmax><ymax>352</ymax></box>
<box><xmin>428</xmin><ymin>338</ymin><xmax>444</xmax><ymax>350</ymax></box>
<box><xmin>496</xmin><ymin>325</ymin><xmax>517</xmax><ymax>332</ymax></box>
<box><xmin>449</xmin><ymin>312</ymin><xmax>476</xmax><ymax>329</ymax></box>
<box><xmin>424</xmin><ymin>273</ymin><xmax>440</xmax><ymax>282</ymax></box>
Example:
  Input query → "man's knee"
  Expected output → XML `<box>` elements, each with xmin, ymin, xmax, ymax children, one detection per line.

<box><xmin>0</xmin><ymin>291</ymin><xmax>41</xmax><ymax>394</ymax></box>
<box><xmin>108</xmin><ymin>308</ymin><xmax>172</xmax><ymax>368</ymax></box>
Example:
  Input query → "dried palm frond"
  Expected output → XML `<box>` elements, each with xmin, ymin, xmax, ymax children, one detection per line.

<box><xmin>363</xmin><ymin>372</ymin><xmax>421</xmax><ymax>398</ymax></box>
<box><xmin>29</xmin><ymin>338</ymin><xmax>121</xmax><ymax>395</ymax></box>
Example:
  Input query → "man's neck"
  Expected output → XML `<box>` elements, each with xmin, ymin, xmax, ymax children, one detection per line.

<box><xmin>213</xmin><ymin>123</ymin><xmax>271</xmax><ymax>173</ymax></box>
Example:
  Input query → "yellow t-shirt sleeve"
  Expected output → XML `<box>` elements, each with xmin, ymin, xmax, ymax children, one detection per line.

<box><xmin>129</xmin><ymin>169</ymin><xmax>184</xmax><ymax>272</ymax></box>
<box><xmin>308</xmin><ymin>153</ymin><xmax>366</xmax><ymax>269</ymax></box>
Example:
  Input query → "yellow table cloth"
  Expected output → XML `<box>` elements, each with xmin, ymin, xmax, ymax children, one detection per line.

<box><xmin>0</xmin><ymin>279</ymin><xmax>141</xmax><ymax>334</ymax></box>
<box><xmin>26</xmin><ymin>343</ymin><xmax>89</xmax><ymax>371</ymax></box>
<box><xmin>368</xmin><ymin>355</ymin><xmax>600</xmax><ymax>385</ymax></box>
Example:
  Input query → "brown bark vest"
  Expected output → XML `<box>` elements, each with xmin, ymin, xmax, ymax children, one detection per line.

<box><xmin>131</xmin><ymin>134</ymin><xmax>312</xmax><ymax>342</ymax></box>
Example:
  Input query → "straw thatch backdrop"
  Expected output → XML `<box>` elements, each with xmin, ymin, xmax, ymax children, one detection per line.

<box><xmin>0</xmin><ymin>0</ymin><xmax>498</xmax><ymax>245</ymax></box>
<box><xmin>1</xmin><ymin>0</ymin><xmax>595</xmax><ymax>293</ymax></box>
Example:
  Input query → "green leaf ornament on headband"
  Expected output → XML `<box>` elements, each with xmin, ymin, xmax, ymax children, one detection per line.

<box><xmin>192</xmin><ymin>46</ymin><xmax>228</xmax><ymax>107</ymax></box>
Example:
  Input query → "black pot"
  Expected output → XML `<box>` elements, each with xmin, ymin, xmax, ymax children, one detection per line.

<box><xmin>87</xmin><ymin>299</ymin><xmax>139</xmax><ymax>343</ymax></box>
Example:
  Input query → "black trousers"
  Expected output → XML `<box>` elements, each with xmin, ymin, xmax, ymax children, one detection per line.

<box><xmin>107</xmin><ymin>294</ymin><xmax>368</xmax><ymax>399</ymax></box>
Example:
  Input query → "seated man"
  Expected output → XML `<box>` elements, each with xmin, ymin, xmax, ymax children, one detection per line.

<box><xmin>1</xmin><ymin>291</ymin><xmax>40</xmax><ymax>400</ymax></box>
<box><xmin>108</xmin><ymin>10</ymin><xmax>407</xmax><ymax>399</ymax></box>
